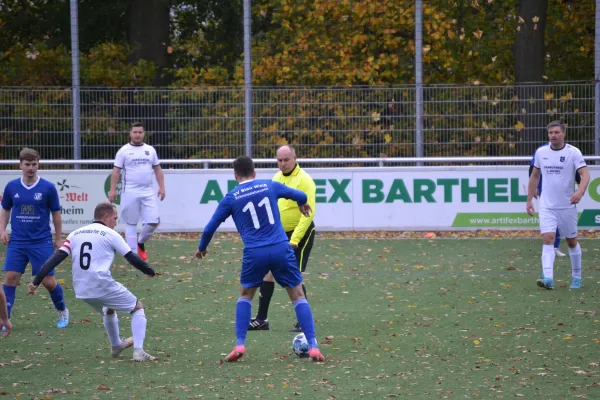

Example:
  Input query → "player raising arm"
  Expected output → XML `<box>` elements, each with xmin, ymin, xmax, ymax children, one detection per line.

<box><xmin>29</xmin><ymin>203</ymin><xmax>157</xmax><ymax>362</ymax></box>
<box><xmin>195</xmin><ymin>156</ymin><xmax>325</xmax><ymax>363</ymax></box>
<box><xmin>527</xmin><ymin>121</ymin><xmax>590</xmax><ymax>290</ymax></box>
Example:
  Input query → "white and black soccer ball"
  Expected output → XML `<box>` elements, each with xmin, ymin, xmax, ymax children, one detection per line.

<box><xmin>292</xmin><ymin>333</ymin><xmax>309</xmax><ymax>357</ymax></box>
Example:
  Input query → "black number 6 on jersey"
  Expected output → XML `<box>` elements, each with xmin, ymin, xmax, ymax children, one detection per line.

<box><xmin>80</xmin><ymin>242</ymin><xmax>92</xmax><ymax>270</ymax></box>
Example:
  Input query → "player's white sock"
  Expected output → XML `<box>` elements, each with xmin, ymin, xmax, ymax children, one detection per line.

<box><xmin>569</xmin><ymin>243</ymin><xmax>582</xmax><ymax>279</ymax></box>
<box><xmin>138</xmin><ymin>223</ymin><xmax>158</xmax><ymax>244</ymax></box>
<box><xmin>126</xmin><ymin>224</ymin><xmax>138</xmax><ymax>253</ymax></box>
<box><xmin>103</xmin><ymin>312</ymin><xmax>122</xmax><ymax>347</ymax></box>
<box><xmin>131</xmin><ymin>309</ymin><xmax>147</xmax><ymax>350</ymax></box>
<box><xmin>542</xmin><ymin>244</ymin><xmax>556</xmax><ymax>280</ymax></box>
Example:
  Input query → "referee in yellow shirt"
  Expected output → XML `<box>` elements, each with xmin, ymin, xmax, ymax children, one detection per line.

<box><xmin>248</xmin><ymin>145</ymin><xmax>316</xmax><ymax>332</ymax></box>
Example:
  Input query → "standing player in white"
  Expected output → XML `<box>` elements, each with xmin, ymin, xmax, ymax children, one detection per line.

<box><xmin>28</xmin><ymin>203</ymin><xmax>157</xmax><ymax>361</ymax></box>
<box><xmin>108</xmin><ymin>123</ymin><xmax>166</xmax><ymax>261</ymax></box>
<box><xmin>527</xmin><ymin>121</ymin><xmax>590</xmax><ymax>290</ymax></box>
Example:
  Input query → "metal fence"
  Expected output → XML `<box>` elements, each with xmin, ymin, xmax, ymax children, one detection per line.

<box><xmin>0</xmin><ymin>83</ymin><xmax>595</xmax><ymax>168</ymax></box>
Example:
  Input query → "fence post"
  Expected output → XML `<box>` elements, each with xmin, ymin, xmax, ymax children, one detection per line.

<box><xmin>415</xmin><ymin>0</ymin><xmax>424</xmax><ymax>166</ymax></box>
<box><xmin>243</xmin><ymin>0</ymin><xmax>252</xmax><ymax>157</ymax></box>
<box><xmin>595</xmin><ymin>2</ymin><xmax>600</xmax><ymax>157</ymax></box>
<box><xmin>70</xmin><ymin>0</ymin><xmax>81</xmax><ymax>169</ymax></box>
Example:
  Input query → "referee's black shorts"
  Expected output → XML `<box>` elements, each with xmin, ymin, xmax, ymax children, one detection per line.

<box><xmin>285</xmin><ymin>222</ymin><xmax>315</xmax><ymax>273</ymax></box>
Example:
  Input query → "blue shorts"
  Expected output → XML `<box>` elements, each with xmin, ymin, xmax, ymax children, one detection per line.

<box><xmin>3</xmin><ymin>241</ymin><xmax>55</xmax><ymax>276</ymax></box>
<box><xmin>240</xmin><ymin>241</ymin><xmax>303</xmax><ymax>289</ymax></box>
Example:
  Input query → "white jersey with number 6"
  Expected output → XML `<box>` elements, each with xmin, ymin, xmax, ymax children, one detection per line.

<box><xmin>60</xmin><ymin>222</ymin><xmax>132</xmax><ymax>299</ymax></box>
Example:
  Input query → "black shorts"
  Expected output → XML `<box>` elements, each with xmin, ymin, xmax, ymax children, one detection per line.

<box><xmin>285</xmin><ymin>222</ymin><xmax>315</xmax><ymax>273</ymax></box>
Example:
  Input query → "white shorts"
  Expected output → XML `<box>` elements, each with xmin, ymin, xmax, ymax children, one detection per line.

<box><xmin>81</xmin><ymin>284</ymin><xmax>138</xmax><ymax>315</ymax></box>
<box><xmin>120</xmin><ymin>192</ymin><xmax>160</xmax><ymax>225</ymax></box>
<box><xmin>539</xmin><ymin>207</ymin><xmax>578</xmax><ymax>238</ymax></box>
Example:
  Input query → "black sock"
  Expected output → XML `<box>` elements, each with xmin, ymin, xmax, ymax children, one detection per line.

<box><xmin>256</xmin><ymin>281</ymin><xmax>275</xmax><ymax>321</ymax></box>
<box><xmin>138</xmin><ymin>242</ymin><xmax>145</xmax><ymax>251</ymax></box>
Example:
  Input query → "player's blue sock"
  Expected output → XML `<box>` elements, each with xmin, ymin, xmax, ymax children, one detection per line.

<box><xmin>235</xmin><ymin>298</ymin><xmax>252</xmax><ymax>346</ymax></box>
<box><xmin>3</xmin><ymin>285</ymin><xmax>16</xmax><ymax>318</ymax></box>
<box><xmin>293</xmin><ymin>298</ymin><xmax>318</xmax><ymax>349</ymax></box>
<box><xmin>49</xmin><ymin>284</ymin><xmax>66</xmax><ymax>311</ymax></box>
<box><xmin>554</xmin><ymin>230</ymin><xmax>561</xmax><ymax>249</ymax></box>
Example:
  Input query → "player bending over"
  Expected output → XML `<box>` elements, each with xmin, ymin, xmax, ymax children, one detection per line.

<box><xmin>29</xmin><ymin>203</ymin><xmax>157</xmax><ymax>362</ymax></box>
<box><xmin>195</xmin><ymin>156</ymin><xmax>325</xmax><ymax>362</ymax></box>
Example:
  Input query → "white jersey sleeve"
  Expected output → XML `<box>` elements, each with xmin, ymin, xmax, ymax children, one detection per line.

<box><xmin>533</xmin><ymin>149</ymin><xmax>541</xmax><ymax>169</ymax></box>
<box><xmin>109</xmin><ymin>229</ymin><xmax>132</xmax><ymax>257</ymax></box>
<box><xmin>151</xmin><ymin>147</ymin><xmax>160</xmax><ymax>167</ymax></box>
<box><xmin>114</xmin><ymin>146</ymin><xmax>126</xmax><ymax>169</ymax></box>
<box><xmin>60</xmin><ymin>232</ymin><xmax>75</xmax><ymax>255</ymax></box>
<box><xmin>573</xmin><ymin>147</ymin><xmax>586</xmax><ymax>171</ymax></box>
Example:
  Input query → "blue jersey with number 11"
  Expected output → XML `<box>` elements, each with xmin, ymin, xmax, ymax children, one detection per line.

<box><xmin>198</xmin><ymin>180</ymin><xmax>308</xmax><ymax>250</ymax></box>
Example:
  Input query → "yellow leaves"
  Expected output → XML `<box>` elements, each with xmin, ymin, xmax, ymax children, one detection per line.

<box><xmin>447</xmin><ymin>30</ymin><xmax>455</xmax><ymax>39</ymax></box>
<box><xmin>276</xmin><ymin>136</ymin><xmax>288</xmax><ymax>146</ymax></box>
<box><xmin>384</xmin><ymin>133</ymin><xmax>392</xmax><ymax>143</ymax></box>
<box><xmin>514</xmin><ymin>121</ymin><xmax>525</xmax><ymax>132</ymax></box>
<box><xmin>473</xmin><ymin>29</ymin><xmax>483</xmax><ymax>40</ymax></box>
<box><xmin>371</xmin><ymin>112</ymin><xmax>381</xmax><ymax>122</ymax></box>
<box><xmin>414</xmin><ymin>265</ymin><xmax>425</xmax><ymax>269</ymax></box>
<box><xmin>544</xmin><ymin>92</ymin><xmax>554</xmax><ymax>100</ymax></box>
<box><xmin>532</xmin><ymin>16</ymin><xmax>540</xmax><ymax>23</ymax></box>
<box><xmin>563</xmin><ymin>335</ymin><xmax>573</xmax><ymax>340</ymax></box>
<box><xmin>408</xmin><ymin>305</ymin><xmax>417</xmax><ymax>308</ymax></box>
<box><xmin>473</xmin><ymin>339</ymin><xmax>481</xmax><ymax>345</ymax></box>
<box><xmin>423</xmin><ymin>45</ymin><xmax>431</xmax><ymax>55</ymax></box>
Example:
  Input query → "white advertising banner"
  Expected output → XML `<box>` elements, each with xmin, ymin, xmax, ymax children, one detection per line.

<box><xmin>2</xmin><ymin>166</ymin><xmax>600</xmax><ymax>232</ymax></box>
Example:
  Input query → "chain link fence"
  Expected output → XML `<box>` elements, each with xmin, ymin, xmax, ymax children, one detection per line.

<box><xmin>0</xmin><ymin>83</ymin><xmax>595</xmax><ymax>168</ymax></box>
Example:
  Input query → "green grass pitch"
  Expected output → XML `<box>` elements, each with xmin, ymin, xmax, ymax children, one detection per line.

<box><xmin>1</xmin><ymin>237</ymin><xmax>600</xmax><ymax>399</ymax></box>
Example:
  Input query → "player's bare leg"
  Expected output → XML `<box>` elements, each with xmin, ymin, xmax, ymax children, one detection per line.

<box><xmin>41</xmin><ymin>275</ymin><xmax>69</xmax><ymax>328</ymax></box>
<box><xmin>130</xmin><ymin>300</ymin><xmax>155</xmax><ymax>361</ymax></box>
<box><xmin>103</xmin><ymin>307</ymin><xmax>133</xmax><ymax>357</ymax></box>
<box><xmin>566</xmin><ymin>237</ymin><xmax>582</xmax><ymax>289</ymax></box>
<box><xmin>226</xmin><ymin>286</ymin><xmax>257</xmax><ymax>362</ymax></box>
<box><xmin>2</xmin><ymin>271</ymin><xmax>21</xmax><ymax>330</ymax></box>
<box><xmin>285</xmin><ymin>284</ymin><xmax>324</xmax><ymax>362</ymax></box>
<box><xmin>538</xmin><ymin>232</ymin><xmax>556</xmax><ymax>290</ymax></box>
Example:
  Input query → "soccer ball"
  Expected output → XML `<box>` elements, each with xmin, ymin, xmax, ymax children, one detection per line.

<box><xmin>292</xmin><ymin>333</ymin><xmax>309</xmax><ymax>357</ymax></box>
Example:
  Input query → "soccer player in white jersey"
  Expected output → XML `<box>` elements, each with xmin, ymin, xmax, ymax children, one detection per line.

<box><xmin>108</xmin><ymin>123</ymin><xmax>166</xmax><ymax>261</ymax></box>
<box><xmin>28</xmin><ymin>203</ymin><xmax>157</xmax><ymax>361</ymax></box>
<box><xmin>527</xmin><ymin>121</ymin><xmax>590</xmax><ymax>290</ymax></box>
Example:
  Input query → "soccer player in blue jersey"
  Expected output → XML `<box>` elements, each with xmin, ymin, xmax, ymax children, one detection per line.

<box><xmin>195</xmin><ymin>156</ymin><xmax>325</xmax><ymax>362</ymax></box>
<box><xmin>0</xmin><ymin>148</ymin><xmax>69</xmax><ymax>329</ymax></box>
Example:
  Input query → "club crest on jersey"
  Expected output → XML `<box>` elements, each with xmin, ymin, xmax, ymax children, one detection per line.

<box><xmin>34</xmin><ymin>193</ymin><xmax>42</xmax><ymax>200</ymax></box>
<box><xmin>145</xmin><ymin>150</ymin><xmax>150</xmax><ymax>155</ymax></box>
<box><xmin>560</xmin><ymin>156</ymin><xmax>565</xmax><ymax>162</ymax></box>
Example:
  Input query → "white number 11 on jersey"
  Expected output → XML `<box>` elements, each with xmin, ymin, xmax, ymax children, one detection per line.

<box><xmin>243</xmin><ymin>197</ymin><xmax>275</xmax><ymax>229</ymax></box>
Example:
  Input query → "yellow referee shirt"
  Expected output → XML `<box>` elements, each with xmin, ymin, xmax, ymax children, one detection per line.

<box><xmin>273</xmin><ymin>164</ymin><xmax>316</xmax><ymax>246</ymax></box>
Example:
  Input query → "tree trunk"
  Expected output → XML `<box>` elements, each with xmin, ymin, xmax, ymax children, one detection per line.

<box><xmin>514</xmin><ymin>0</ymin><xmax>549</xmax><ymax>156</ymax></box>
<box><xmin>127</xmin><ymin>0</ymin><xmax>171</xmax><ymax>150</ymax></box>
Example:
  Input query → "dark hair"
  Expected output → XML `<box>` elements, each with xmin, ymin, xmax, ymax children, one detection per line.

<box><xmin>19</xmin><ymin>147</ymin><xmax>40</xmax><ymax>162</ymax></box>
<box><xmin>131</xmin><ymin>122</ymin><xmax>144</xmax><ymax>130</ymax></box>
<box><xmin>94</xmin><ymin>202</ymin><xmax>116</xmax><ymax>220</ymax></box>
<box><xmin>233</xmin><ymin>156</ymin><xmax>255</xmax><ymax>178</ymax></box>
<box><xmin>547</xmin><ymin>121</ymin><xmax>566</xmax><ymax>133</ymax></box>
